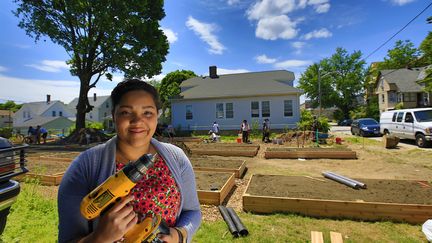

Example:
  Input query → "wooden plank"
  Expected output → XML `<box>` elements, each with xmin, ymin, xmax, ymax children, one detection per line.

<box><xmin>192</xmin><ymin>149</ymin><xmax>257</xmax><ymax>157</ymax></box>
<box><xmin>311</xmin><ymin>231</ymin><xmax>324</xmax><ymax>243</ymax></box>
<box><xmin>243</xmin><ymin>194</ymin><xmax>432</xmax><ymax>224</ymax></box>
<box><xmin>197</xmin><ymin>172</ymin><xmax>235</xmax><ymax>205</ymax></box>
<box><xmin>330</xmin><ymin>232</ymin><xmax>343</xmax><ymax>243</ymax></box>
<box><xmin>192</xmin><ymin>160</ymin><xmax>246</xmax><ymax>178</ymax></box>
<box><xmin>264</xmin><ymin>150</ymin><xmax>357</xmax><ymax>159</ymax></box>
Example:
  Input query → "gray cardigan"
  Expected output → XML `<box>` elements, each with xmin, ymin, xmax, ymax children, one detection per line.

<box><xmin>58</xmin><ymin>137</ymin><xmax>202</xmax><ymax>243</ymax></box>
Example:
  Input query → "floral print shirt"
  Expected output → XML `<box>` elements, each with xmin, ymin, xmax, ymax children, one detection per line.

<box><xmin>116</xmin><ymin>156</ymin><xmax>181</xmax><ymax>227</ymax></box>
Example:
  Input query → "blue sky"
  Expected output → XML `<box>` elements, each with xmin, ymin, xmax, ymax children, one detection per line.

<box><xmin>0</xmin><ymin>0</ymin><xmax>431</xmax><ymax>104</ymax></box>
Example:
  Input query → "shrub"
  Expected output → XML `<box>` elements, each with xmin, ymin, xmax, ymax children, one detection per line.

<box><xmin>0</xmin><ymin>127</ymin><xmax>13</xmax><ymax>138</ymax></box>
<box><xmin>297</xmin><ymin>110</ymin><xmax>330</xmax><ymax>133</ymax></box>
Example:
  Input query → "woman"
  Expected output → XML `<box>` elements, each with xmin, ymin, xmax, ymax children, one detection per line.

<box><xmin>58</xmin><ymin>79</ymin><xmax>201</xmax><ymax>243</ymax></box>
<box><xmin>240</xmin><ymin>120</ymin><xmax>250</xmax><ymax>143</ymax></box>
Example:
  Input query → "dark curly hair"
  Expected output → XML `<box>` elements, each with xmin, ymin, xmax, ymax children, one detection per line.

<box><xmin>110</xmin><ymin>79</ymin><xmax>161</xmax><ymax>114</ymax></box>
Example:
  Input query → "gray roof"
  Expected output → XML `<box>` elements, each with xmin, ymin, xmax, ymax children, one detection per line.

<box><xmin>68</xmin><ymin>95</ymin><xmax>110</xmax><ymax>109</ymax></box>
<box><xmin>380</xmin><ymin>67</ymin><xmax>426</xmax><ymax>92</ymax></box>
<box><xmin>23</xmin><ymin>101</ymin><xmax>60</xmax><ymax>115</ymax></box>
<box><xmin>178</xmin><ymin>70</ymin><xmax>302</xmax><ymax>100</ymax></box>
<box><xmin>15</xmin><ymin>116</ymin><xmax>74</xmax><ymax>128</ymax></box>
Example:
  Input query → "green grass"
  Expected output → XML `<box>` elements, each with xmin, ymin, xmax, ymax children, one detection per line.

<box><xmin>1</xmin><ymin>181</ymin><xmax>58</xmax><ymax>242</ymax></box>
<box><xmin>194</xmin><ymin>213</ymin><xmax>425</xmax><ymax>243</ymax></box>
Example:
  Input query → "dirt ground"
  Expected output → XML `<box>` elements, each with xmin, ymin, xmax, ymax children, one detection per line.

<box><xmin>246</xmin><ymin>175</ymin><xmax>432</xmax><ymax>204</ymax></box>
<box><xmin>195</xmin><ymin>171</ymin><xmax>232</xmax><ymax>191</ymax></box>
<box><xmin>26</xmin><ymin>157</ymin><xmax>71</xmax><ymax>174</ymax></box>
<box><xmin>25</xmin><ymin>136</ymin><xmax>432</xmax><ymax>223</ymax></box>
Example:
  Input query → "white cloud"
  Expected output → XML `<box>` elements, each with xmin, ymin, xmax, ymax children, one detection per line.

<box><xmin>255</xmin><ymin>54</ymin><xmax>277</xmax><ymax>64</ymax></box>
<box><xmin>0</xmin><ymin>74</ymin><xmax>112</xmax><ymax>103</ymax></box>
<box><xmin>13</xmin><ymin>44</ymin><xmax>31</xmax><ymax>49</ymax></box>
<box><xmin>161</xmin><ymin>28</ymin><xmax>178</xmax><ymax>44</ymax></box>
<box><xmin>314</xmin><ymin>3</ymin><xmax>330</xmax><ymax>13</ymax></box>
<box><xmin>26</xmin><ymin>60</ymin><xmax>69</xmax><ymax>73</ymax></box>
<box><xmin>186</xmin><ymin>16</ymin><xmax>226</xmax><ymax>55</ymax></box>
<box><xmin>390</xmin><ymin>0</ymin><xmax>415</xmax><ymax>6</ymax></box>
<box><xmin>205</xmin><ymin>68</ymin><xmax>250</xmax><ymax>76</ymax></box>
<box><xmin>227</xmin><ymin>0</ymin><xmax>240</xmax><ymax>5</ymax></box>
<box><xmin>144</xmin><ymin>73</ymin><xmax>166</xmax><ymax>81</ymax></box>
<box><xmin>256</xmin><ymin>15</ymin><xmax>298</xmax><ymax>40</ymax></box>
<box><xmin>302</xmin><ymin>28</ymin><xmax>332</xmax><ymax>40</ymax></box>
<box><xmin>247</xmin><ymin>0</ymin><xmax>297</xmax><ymax>20</ymax></box>
<box><xmin>0</xmin><ymin>66</ymin><xmax>7</xmax><ymax>72</ymax></box>
<box><xmin>291</xmin><ymin>41</ymin><xmax>306</xmax><ymax>54</ymax></box>
<box><xmin>274</xmin><ymin>59</ymin><xmax>312</xmax><ymax>69</ymax></box>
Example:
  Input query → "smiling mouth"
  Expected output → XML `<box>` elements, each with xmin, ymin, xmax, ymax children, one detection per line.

<box><xmin>129</xmin><ymin>128</ymin><xmax>148</xmax><ymax>133</ymax></box>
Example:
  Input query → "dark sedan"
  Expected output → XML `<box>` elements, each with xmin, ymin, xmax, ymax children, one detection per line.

<box><xmin>351</xmin><ymin>118</ymin><xmax>381</xmax><ymax>137</ymax></box>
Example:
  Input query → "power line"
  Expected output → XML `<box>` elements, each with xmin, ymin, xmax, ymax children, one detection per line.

<box><xmin>364</xmin><ymin>1</ymin><xmax>432</xmax><ymax>61</ymax></box>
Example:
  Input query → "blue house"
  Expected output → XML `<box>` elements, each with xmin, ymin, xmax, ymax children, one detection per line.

<box><xmin>171</xmin><ymin>66</ymin><xmax>303</xmax><ymax>132</ymax></box>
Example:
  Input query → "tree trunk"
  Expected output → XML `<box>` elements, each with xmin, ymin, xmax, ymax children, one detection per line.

<box><xmin>75</xmin><ymin>77</ymin><xmax>91</xmax><ymax>131</ymax></box>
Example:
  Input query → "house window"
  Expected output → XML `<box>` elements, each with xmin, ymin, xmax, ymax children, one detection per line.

<box><xmin>104</xmin><ymin>112</ymin><xmax>107</xmax><ymax>118</ymax></box>
<box><xmin>226</xmin><ymin>103</ymin><xmax>233</xmax><ymax>119</ymax></box>
<box><xmin>251</xmin><ymin>101</ymin><xmax>259</xmax><ymax>118</ymax></box>
<box><xmin>388</xmin><ymin>92</ymin><xmax>397</xmax><ymax>103</ymax></box>
<box><xmin>381</xmin><ymin>94</ymin><xmax>385</xmax><ymax>103</ymax></box>
<box><xmin>52</xmin><ymin>111</ymin><xmax>56</xmax><ymax>117</ymax></box>
<box><xmin>186</xmin><ymin>105</ymin><xmax>193</xmax><ymax>120</ymax></box>
<box><xmin>284</xmin><ymin>100</ymin><xmax>293</xmax><ymax>117</ymax></box>
<box><xmin>262</xmin><ymin>101</ymin><xmax>270</xmax><ymax>117</ymax></box>
<box><xmin>89</xmin><ymin>113</ymin><xmax>93</xmax><ymax>119</ymax></box>
<box><xmin>59</xmin><ymin>111</ymin><xmax>63</xmax><ymax>117</ymax></box>
<box><xmin>23</xmin><ymin>111</ymin><xmax>26</xmax><ymax>118</ymax></box>
<box><xmin>403</xmin><ymin>93</ymin><xmax>416</xmax><ymax>102</ymax></box>
<box><xmin>216</xmin><ymin>103</ymin><xmax>224</xmax><ymax>119</ymax></box>
<box><xmin>106</xmin><ymin>102</ymin><xmax>109</xmax><ymax>108</ymax></box>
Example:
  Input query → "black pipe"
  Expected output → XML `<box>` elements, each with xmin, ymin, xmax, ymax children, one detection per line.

<box><xmin>226</xmin><ymin>207</ymin><xmax>249</xmax><ymax>237</ymax></box>
<box><xmin>326</xmin><ymin>172</ymin><xmax>367</xmax><ymax>189</ymax></box>
<box><xmin>218</xmin><ymin>206</ymin><xmax>239</xmax><ymax>237</ymax></box>
<box><xmin>322</xmin><ymin>172</ymin><xmax>360</xmax><ymax>189</ymax></box>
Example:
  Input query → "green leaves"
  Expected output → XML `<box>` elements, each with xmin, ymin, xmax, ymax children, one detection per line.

<box><xmin>298</xmin><ymin>47</ymin><xmax>366</xmax><ymax>115</ymax></box>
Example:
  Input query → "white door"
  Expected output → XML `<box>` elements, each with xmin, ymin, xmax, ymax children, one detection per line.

<box><xmin>401</xmin><ymin>112</ymin><xmax>415</xmax><ymax>139</ymax></box>
<box><xmin>394</xmin><ymin>112</ymin><xmax>405</xmax><ymax>138</ymax></box>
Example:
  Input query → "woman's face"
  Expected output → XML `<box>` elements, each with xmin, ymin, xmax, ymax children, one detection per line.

<box><xmin>113</xmin><ymin>90</ymin><xmax>158</xmax><ymax>148</ymax></box>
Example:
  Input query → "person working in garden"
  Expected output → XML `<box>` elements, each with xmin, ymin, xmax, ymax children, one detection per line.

<box><xmin>262</xmin><ymin>119</ymin><xmax>271</xmax><ymax>143</ymax></box>
<box><xmin>240</xmin><ymin>120</ymin><xmax>250</xmax><ymax>143</ymax></box>
<box><xmin>58</xmin><ymin>79</ymin><xmax>201</xmax><ymax>243</ymax></box>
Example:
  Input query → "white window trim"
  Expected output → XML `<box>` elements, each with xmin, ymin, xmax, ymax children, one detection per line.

<box><xmin>251</xmin><ymin>101</ymin><xmax>260</xmax><ymax>118</ymax></box>
<box><xmin>225</xmin><ymin>102</ymin><xmax>234</xmax><ymax>120</ymax></box>
<box><xmin>185</xmin><ymin>105</ymin><xmax>193</xmax><ymax>120</ymax></box>
<box><xmin>283</xmin><ymin>100</ymin><xmax>294</xmax><ymax>117</ymax></box>
<box><xmin>261</xmin><ymin>101</ymin><xmax>271</xmax><ymax>118</ymax></box>
<box><xmin>216</xmin><ymin>103</ymin><xmax>225</xmax><ymax>119</ymax></box>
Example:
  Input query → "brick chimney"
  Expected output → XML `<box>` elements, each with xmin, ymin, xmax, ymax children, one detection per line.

<box><xmin>93</xmin><ymin>93</ymin><xmax>97</xmax><ymax>102</ymax></box>
<box><xmin>209</xmin><ymin>66</ymin><xmax>218</xmax><ymax>79</ymax></box>
<box><xmin>46</xmin><ymin>94</ymin><xmax>51</xmax><ymax>104</ymax></box>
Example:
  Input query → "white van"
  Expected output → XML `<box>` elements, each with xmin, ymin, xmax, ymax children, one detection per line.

<box><xmin>380</xmin><ymin>108</ymin><xmax>432</xmax><ymax>148</ymax></box>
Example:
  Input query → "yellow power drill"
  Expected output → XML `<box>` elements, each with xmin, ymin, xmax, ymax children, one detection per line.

<box><xmin>80</xmin><ymin>153</ymin><xmax>170</xmax><ymax>243</ymax></box>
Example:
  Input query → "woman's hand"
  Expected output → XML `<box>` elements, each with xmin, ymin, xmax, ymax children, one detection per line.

<box><xmin>157</xmin><ymin>227</ymin><xmax>180</xmax><ymax>243</ymax></box>
<box><xmin>91</xmin><ymin>195</ymin><xmax>138</xmax><ymax>243</ymax></box>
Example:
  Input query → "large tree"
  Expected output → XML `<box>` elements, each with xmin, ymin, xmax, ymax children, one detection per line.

<box><xmin>419</xmin><ymin>31</ymin><xmax>432</xmax><ymax>92</ymax></box>
<box><xmin>159</xmin><ymin>70</ymin><xmax>196</xmax><ymax>119</ymax></box>
<box><xmin>299</xmin><ymin>47</ymin><xmax>366</xmax><ymax>116</ymax></box>
<box><xmin>377</xmin><ymin>40</ymin><xmax>421</xmax><ymax>69</ymax></box>
<box><xmin>14</xmin><ymin>0</ymin><xmax>169</xmax><ymax>131</ymax></box>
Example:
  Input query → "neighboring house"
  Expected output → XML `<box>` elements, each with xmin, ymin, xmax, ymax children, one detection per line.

<box><xmin>13</xmin><ymin>95</ymin><xmax>75</xmax><ymax>132</ymax></box>
<box><xmin>171</xmin><ymin>66</ymin><xmax>303</xmax><ymax>131</ymax></box>
<box><xmin>0</xmin><ymin>110</ymin><xmax>13</xmax><ymax>128</ymax></box>
<box><xmin>300</xmin><ymin>100</ymin><xmax>338</xmax><ymax>120</ymax></box>
<box><xmin>68</xmin><ymin>94</ymin><xmax>114</xmax><ymax>130</ymax></box>
<box><xmin>375</xmin><ymin>67</ymin><xmax>432</xmax><ymax>113</ymax></box>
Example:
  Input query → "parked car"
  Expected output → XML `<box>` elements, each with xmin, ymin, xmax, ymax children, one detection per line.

<box><xmin>351</xmin><ymin>118</ymin><xmax>381</xmax><ymax>137</ymax></box>
<box><xmin>380</xmin><ymin>108</ymin><xmax>432</xmax><ymax>148</ymax></box>
<box><xmin>338</xmin><ymin>119</ymin><xmax>353</xmax><ymax>126</ymax></box>
<box><xmin>0</xmin><ymin>137</ymin><xmax>28</xmax><ymax>234</ymax></box>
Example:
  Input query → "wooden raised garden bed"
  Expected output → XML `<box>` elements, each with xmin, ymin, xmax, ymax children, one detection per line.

<box><xmin>264</xmin><ymin>147</ymin><xmax>357</xmax><ymax>159</ymax></box>
<box><xmin>190</xmin><ymin>157</ymin><xmax>246</xmax><ymax>178</ymax></box>
<box><xmin>243</xmin><ymin>174</ymin><xmax>432</xmax><ymax>224</ymax></box>
<box><xmin>188</xmin><ymin>143</ymin><xmax>259</xmax><ymax>157</ymax></box>
<box><xmin>16</xmin><ymin>156</ymin><xmax>70</xmax><ymax>186</ymax></box>
<box><xmin>195</xmin><ymin>171</ymin><xmax>235</xmax><ymax>205</ymax></box>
